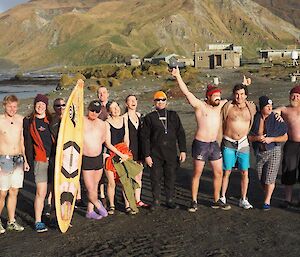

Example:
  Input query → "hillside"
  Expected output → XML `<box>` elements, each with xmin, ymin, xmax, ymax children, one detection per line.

<box><xmin>0</xmin><ymin>0</ymin><xmax>299</xmax><ymax>69</ymax></box>
<box><xmin>253</xmin><ymin>0</ymin><xmax>300</xmax><ymax>29</ymax></box>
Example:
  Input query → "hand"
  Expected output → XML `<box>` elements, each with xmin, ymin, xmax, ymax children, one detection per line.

<box><xmin>145</xmin><ymin>156</ymin><xmax>153</xmax><ymax>167</ymax></box>
<box><xmin>179</xmin><ymin>152</ymin><xmax>186</xmax><ymax>163</ymax></box>
<box><xmin>171</xmin><ymin>66</ymin><xmax>180</xmax><ymax>78</ymax></box>
<box><xmin>261</xmin><ymin>136</ymin><xmax>273</xmax><ymax>144</ymax></box>
<box><xmin>23</xmin><ymin>162</ymin><xmax>30</xmax><ymax>172</ymax></box>
<box><xmin>275</xmin><ymin>113</ymin><xmax>284</xmax><ymax>122</ymax></box>
<box><xmin>76</xmin><ymin>79</ymin><xmax>85</xmax><ymax>87</ymax></box>
<box><xmin>120</xmin><ymin>154</ymin><xmax>129</xmax><ymax>163</ymax></box>
<box><xmin>242</xmin><ymin>75</ymin><xmax>251</xmax><ymax>86</ymax></box>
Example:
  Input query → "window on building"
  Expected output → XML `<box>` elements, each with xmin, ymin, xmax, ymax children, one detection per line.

<box><xmin>224</xmin><ymin>54</ymin><xmax>227</xmax><ymax>60</ymax></box>
<box><xmin>198</xmin><ymin>56</ymin><xmax>203</xmax><ymax>61</ymax></box>
<box><xmin>281</xmin><ymin>53</ymin><xmax>284</xmax><ymax>58</ymax></box>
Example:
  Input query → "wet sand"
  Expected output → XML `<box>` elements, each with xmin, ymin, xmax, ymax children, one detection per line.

<box><xmin>0</xmin><ymin>68</ymin><xmax>300</xmax><ymax>257</ymax></box>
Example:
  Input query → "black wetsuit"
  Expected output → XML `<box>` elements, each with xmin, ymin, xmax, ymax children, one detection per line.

<box><xmin>141</xmin><ymin>108</ymin><xmax>186</xmax><ymax>202</ymax></box>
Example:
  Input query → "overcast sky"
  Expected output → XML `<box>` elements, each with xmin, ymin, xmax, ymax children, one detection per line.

<box><xmin>0</xmin><ymin>0</ymin><xmax>29</xmax><ymax>13</ymax></box>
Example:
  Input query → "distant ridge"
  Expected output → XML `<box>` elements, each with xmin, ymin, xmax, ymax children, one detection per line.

<box><xmin>0</xmin><ymin>0</ymin><xmax>299</xmax><ymax>69</ymax></box>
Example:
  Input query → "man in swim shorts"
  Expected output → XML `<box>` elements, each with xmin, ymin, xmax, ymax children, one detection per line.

<box><xmin>0</xmin><ymin>95</ymin><xmax>30</xmax><ymax>234</ymax></box>
<box><xmin>220</xmin><ymin>84</ymin><xmax>256</xmax><ymax>209</ymax></box>
<box><xmin>172</xmin><ymin>67</ymin><xmax>230</xmax><ymax>212</ymax></box>
<box><xmin>274</xmin><ymin>84</ymin><xmax>300</xmax><ymax>208</ymax></box>
<box><xmin>82</xmin><ymin>100</ymin><xmax>108</xmax><ymax>219</ymax></box>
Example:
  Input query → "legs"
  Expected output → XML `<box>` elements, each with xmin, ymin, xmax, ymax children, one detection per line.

<box><xmin>191</xmin><ymin>160</ymin><xmax>205</xmax><ymax>202</ymax></box>
<box><xmin>6</xmin><ymin>188</ymin><xmax>19</xmax><ymax>222</ymax></box>
<box><xmin>34</xmin><ymin>182</ymin><xmax>47</xmax><ymax>223</ymax></box>
<box><xmin>221</xmin><ymin>170</ymin><xmax>232</xmax><ymax>199</ymax></box>
<box><xmin>82</xmin><ymin>169</ymin><xmax>102</xmax><ymax>212</ymax></box>
<box><xmin>263</xmin><ymin>183</ymin><xmax>275</xmax><ymax>205</ymax></box>
<box><xmin>284</xmin><ymin>185</ymin><xmax>293</xmax><ymax>202</ymax></box>
<box><xmin>163</xmin><ymin>161</ymin><xmax>177</xmax><ymax>201</ymax></box>
<box><xmin>0</xmin><ymin>190</ymin><xmax>8</xmax><ymax>216</ymax></box>
<box><xmin>105</xmin><ymin>170</ymin><xmax>116</xmax><ymax>208</ymax></box>
<box><xmin>134</xmin><ymin>171</ymin><xmax>143</xmax><ymax>203</ymax></box>
<box><xmin>240</xmin><ymin>170</ymin><xmax>249</xmax><ymax>200</ymax></box>
<box><xmin>210</xmin><ymin>159</ymin><xmax>223</xmax><ymax>202</ymax></box>
<box><xmin>150</xmin><ymin>158</ymin><xmax>163</xmax><ymax>202</ymax></box>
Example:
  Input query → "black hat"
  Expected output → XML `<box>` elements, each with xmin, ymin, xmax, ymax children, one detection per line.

<box><xmin>88</xmin><ymin>100</ymin><xmax>101</xmax><ymax>112</ymax></box>
<box><xmin>259</xmin><ymin>95</ymin><xmax>272</xmax><ymax>110</ymax></box>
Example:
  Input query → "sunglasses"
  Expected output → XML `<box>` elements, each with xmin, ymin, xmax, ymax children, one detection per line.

<box><xmin>54</xmin><ymin>104</ymin><xmax>66</xmax><ymax>108</ymax></box>
<box><xmin>89</xmin><ymin>109</ymin><xmax>101</xmax><ymax>113</ymax></box>
<box><xmin>154</xmin><ymin>98</ymin><xmax>167</xmax><ymax>102</ymax></box>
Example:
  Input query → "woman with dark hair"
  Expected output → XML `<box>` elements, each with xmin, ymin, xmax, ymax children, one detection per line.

<box><xmin>123</xmin><ymin>95</ymin><xmax>148</xmax><ymax>207</ymax></box>
<box><xmin>105</xmin><ymin>101</ymin><xmax>140</xmax><ymax>215</ymax></box>
<box><xmin>23</xmin><ymin>94</ymin><xmax>53</xmax><ymax>233</ymax></box>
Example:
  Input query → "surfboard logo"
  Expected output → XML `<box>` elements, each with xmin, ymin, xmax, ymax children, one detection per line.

<box><xmin>69</xmin><ymin>104</ymin><xmax>77</xmax><ymax>128</ymax></box>
<box><xmin>61</xmin><ymin>141</ymin><xmax>80</xmax><ymax>178</ymax></box>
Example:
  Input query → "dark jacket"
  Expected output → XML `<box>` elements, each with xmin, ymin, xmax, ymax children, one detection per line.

<box><xmin>140</xmin><ymin>109</ymin><xmax>186</xmax><ymax>161</ymax></box>
<box><xmin>23</xmin><ymin>115</ymin><xmax>54</xmax><ymax>170</ymax></box>
<box><xmin>250</xmin><ymin>112</ymin><xmax>288</xmax><ymax>152</ymax></box>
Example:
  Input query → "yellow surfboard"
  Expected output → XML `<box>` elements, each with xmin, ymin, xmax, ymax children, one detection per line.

<box><xmin>54</xmin><ymin>79</ymin><xmax>84</xmax><ymax>233</ymax></box>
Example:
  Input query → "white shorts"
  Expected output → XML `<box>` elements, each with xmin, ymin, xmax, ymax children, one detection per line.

<box><xmin>0</xmin><ymin>164</ymin><xmax>24</xmax><ymax>191</ymax></box>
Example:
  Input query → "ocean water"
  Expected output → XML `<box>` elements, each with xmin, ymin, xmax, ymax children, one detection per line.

<box><xmin>0</xmin><ymin>72</ymin><xmax>59</xmax><ymax>100</ymax></box>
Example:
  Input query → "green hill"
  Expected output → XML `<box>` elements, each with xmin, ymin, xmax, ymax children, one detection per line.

<box><xmin>0</xmin><ymin>0</ymin><xmax>299</xmax><ymax>69</ymax></box>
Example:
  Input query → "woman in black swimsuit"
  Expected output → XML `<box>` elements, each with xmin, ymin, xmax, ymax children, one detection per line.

<box><xmin>124</xmin><ymin>95</ymin><xmax>148</xmax><ymax>207</ymax></box>
<box><xmin>104</xmin><ymin>101</ymin><xmax>130</xmax><ymax>214</ymax></box>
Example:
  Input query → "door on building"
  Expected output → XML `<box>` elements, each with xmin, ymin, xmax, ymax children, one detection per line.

<box><xmin>209</xmin><ymin>55</ymin><xmax>215</xmax><ymax>69</ymax></box>
<box><xmin>216</xmin><ymin>55</ymin><xmax>222</xmax><ymax>66</ymax></box>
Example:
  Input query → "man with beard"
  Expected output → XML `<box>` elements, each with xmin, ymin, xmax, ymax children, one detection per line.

<box><xmin>220</xmin><ymin>84</ymin><xmax>256</xmax><ymax>209</ymax></box>
<box><xmin>172</xmin><ymin>67</ymin><xmax>230</xmax><ymax>212</ymax></box>
<box><xmin>274</xmin><ymin>85</ymin><xmax>300</xmax><ymax>208</ymax></box>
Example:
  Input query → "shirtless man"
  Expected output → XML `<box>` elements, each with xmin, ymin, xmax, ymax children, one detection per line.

<box><xmin>220</xmin><ymin>84</ymin><xmax>256</xmax><ymax>209</ymax></box>
<box><xmin>0</xmin><ymin>95</ymin><xmax>30</xmax><ymax>234</ymax></box>
<box><xmin>274</xmin><ymin>85</ymin><xmax>300</xmax><ymax>208</ymax></box>
<box><xmin>82</xmin><ymin>100</ymin><xmax>108</xmax><ymax>219</ymax></box>
<box><xmin>97</xmin><ymin>86</ymin><xmax>110</xmax><ymax>208</ymax></box>
<box><xmin>172</xmin><ymin>67</ymin><xmax>230</xmax><ymax>212</ymax></box>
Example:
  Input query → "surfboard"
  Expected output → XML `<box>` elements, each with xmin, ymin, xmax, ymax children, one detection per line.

<box><xmin>54</xmin><ymin>79</ymin><xmax>84</xmax><ymax>233</ymax></box>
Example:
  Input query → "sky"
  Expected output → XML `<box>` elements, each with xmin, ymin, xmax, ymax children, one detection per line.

<box><xmin>0</xmin><ymin>0</ymin><xmax>29</xmax><ymax>13</ymax></box>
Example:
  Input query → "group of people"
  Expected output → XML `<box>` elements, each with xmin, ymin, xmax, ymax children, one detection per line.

<box><xmin>0</xmin><ymin>67</ymin><xmax>299</xmax><ymax>235</ymax></box>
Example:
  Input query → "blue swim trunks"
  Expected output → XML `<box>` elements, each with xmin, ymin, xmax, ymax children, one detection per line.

<box><xmin>222</xmin><ymin>136</ymin><xmax>250</xmax><ymax>171</ymax></box>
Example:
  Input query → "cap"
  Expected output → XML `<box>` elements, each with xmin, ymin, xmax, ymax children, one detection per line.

<box><xmin>88</xmin><ymin>100</ymin><xmax>101</xmax><ymax>112</ymax></box>
<box><xmin>290</xmin><ymin>84</ymin><xmax>300</xmax><ymax>95</ymax></box>
<box><xmin>206</xmin><ymin>84</ymin><xmax>221</xmax><ymax>97</ymax></box>
<box><xmin>259</xmin><ymin>95</ymin><xmax>273</xmax><ymax>110</ymax></box>
<box><xmin>34</xmin><ymin>94</ymin><xmax>48</xmax><ymax>106</ymax></box>
<box><xmin>153</xmin><ymin>91</ymin><xmax>167</xmax><ymax>100</ymax></box>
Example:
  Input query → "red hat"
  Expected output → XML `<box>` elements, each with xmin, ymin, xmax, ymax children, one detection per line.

<box><xmin>290</xmin><ymin>85</ymin><xmax>300</xmax><ymax>95</ymax></box>
<box><xmin>34</xmin><ymin>94</ymin><xmax>48</xmax><ymax>106</ymax></box>
<box><xmin>206</xmin><ymin>84</ymin><xmax>221</xmax><ymax>97</ymax></box>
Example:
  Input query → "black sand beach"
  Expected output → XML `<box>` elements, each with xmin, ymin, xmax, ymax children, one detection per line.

<box><xmin>0</xmin><ymin>68</ymin><xmax>300</xmax><ymax>257</ymax></box>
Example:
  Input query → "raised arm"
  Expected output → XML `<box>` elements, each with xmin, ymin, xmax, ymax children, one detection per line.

<box><xmin>172</xmin><ymin>67</ymin><xmax>201</xmax><ymax>108</ymax></box>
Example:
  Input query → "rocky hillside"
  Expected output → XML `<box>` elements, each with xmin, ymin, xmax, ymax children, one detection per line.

<box><xmin>0</xmin><ymin>0</ymin><xmax>299</xmax><ymax>69</ymax></box>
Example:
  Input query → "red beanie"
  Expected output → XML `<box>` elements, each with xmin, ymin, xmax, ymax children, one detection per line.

<box><xmin>34</xmin><ymin>94</ymin><xmax>49</xmax><ymax>106</ymax></box>
<box><xmin>290</xmin><ymin>85</ymin><xmax>300</xmax><ymax>95</ymax></box>
<box><xmin>206</xmin><ymin>84</ymin><xmax>221</xmax><ymax>97</ymax></box>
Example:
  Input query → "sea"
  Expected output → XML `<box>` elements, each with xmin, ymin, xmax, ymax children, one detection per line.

<box><xmin>0</xmin><ymin>72</ymin><xmax>60</xmax><ymax>100</ymax></box>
